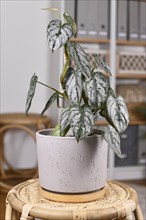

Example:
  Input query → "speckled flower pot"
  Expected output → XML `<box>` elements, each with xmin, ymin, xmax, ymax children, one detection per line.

<box><xmin>36</xmin><ymin>129</ymin><xmax>108</xmax><ymax>194</ymax></box>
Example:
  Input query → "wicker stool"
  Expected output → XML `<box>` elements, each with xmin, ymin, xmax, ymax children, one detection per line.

<box><xmin>0</xmin><ymin>113</ymin><xmax>52</xmax><ymax>192</ymax></box>
<box><xmin>5</xmin><ymin>179</ymin><xmax>143</xmax><ymax>220</ymax></box>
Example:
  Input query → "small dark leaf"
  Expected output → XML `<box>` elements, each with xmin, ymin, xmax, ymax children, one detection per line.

<box><xmin>41</xmin><ymin>92</ymin><xmax>59</xmax><ymax>115</ymax></box>
<box><xmin>25</xmin><ymin>73</ymin><xmax>38</xmax><ymax>115</ymax></box>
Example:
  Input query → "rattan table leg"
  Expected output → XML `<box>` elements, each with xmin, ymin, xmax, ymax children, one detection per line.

<box><xmin>134</xmin><ymin>204</ymin><xmax>144</xmax><ymax>220</ymax></box>
<box><xmin>5</xmin><ymin>200</ymin><xmax>13</xmax><ymax>220</ymax></box>
<box><xmin>11</xmin><ymin>209</ymin><xmax>19</xmax><ymax>220</ymax></box>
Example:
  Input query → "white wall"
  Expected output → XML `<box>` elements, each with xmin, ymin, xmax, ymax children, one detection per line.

<box><xmin>1</xmin><ymin>0</ymin><xmax>64</xmax><ymax>168</ymax></box>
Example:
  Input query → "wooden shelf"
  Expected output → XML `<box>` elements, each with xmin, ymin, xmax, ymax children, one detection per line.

<box><xmin>129</xmin><ymin>121</ymin><xmax>146</xmax><ymax>125</ymax></box>
<box><xmin>95</xmin><ymin>120</ymin><xmax>146</xmax><ymax>126</ymax></box>
<box><xmin>116</xmin><ymin>74</ymin><xmax>146</xmax><ymax>79</ymax></box>
<box><xmin>117</xmin><ymin>40</ymin><xmax>146</xmax><ymax>46</ymax></box>
<box><xmin>70</xmin><ymin>38</ymin><xmax>109</xmax><ymax>44</ymax></box>
<box><xmin>71</xmin><ymin>38</ymin><xmax>146</xmax><ymax>46</ymax></box>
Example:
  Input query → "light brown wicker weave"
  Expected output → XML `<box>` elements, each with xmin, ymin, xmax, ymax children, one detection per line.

<box><xmin>0</xmin><ymin>113</ymin><xmax>52</xmax><ymax>192</ymax></box>
<box><xmin>5</xmin><ymin>179</ymin><xmax>143</xmax><ymax>220</ymax></box>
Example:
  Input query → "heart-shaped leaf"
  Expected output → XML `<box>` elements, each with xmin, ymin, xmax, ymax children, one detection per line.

<box><xmin>25</xmin><ymin>73</ymin><xmax>38</xmax><ymax>115</ymax></box>
<box><xmin>84</xmin><ymin>72</ymin><xmax>109</xmax><ymax>109</ymax></box>
<box><xmin>69</xmin><ymin>105</ymin><xmax>94</xmax><ymax>141</ymax></box>
<box><xmin>66</xmin><ymin>42</ymin><xmax>91</xmax><ymax>78</ymax></box>
<box><xmin>106</xmin><ymin>95</ymin><xmax>129</xmax><ymax>133</ymax></box>
<box><xmin>65</xmin><ymin>67</ymin><xmax>83</xmax><ymax>104</ymax></box>
<box><xmin>104</xmin><ymin>125</ymin><xmax>127</xmax><ymax>159</ymax></box>
<box><xmin>47</xmin><ymin>19</ymin><xmax>73</xmax><ymax>52</ymax></box>
<box><xmin>41</xmin><ymin>92</ymin><xmax>59</xmax><ymax>115</ymax></box>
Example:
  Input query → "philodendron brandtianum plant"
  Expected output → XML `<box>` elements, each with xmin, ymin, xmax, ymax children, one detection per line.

<box><xmin>25</xmin><ymin>11</ymin><xmax>129</xmax><ymax>159</ymax></box>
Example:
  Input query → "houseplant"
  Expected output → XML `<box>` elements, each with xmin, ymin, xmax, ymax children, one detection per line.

<box><xmin>25</xmin><ymin>11</ymin><xmax>129</xmax><ymax>201</ymax></box>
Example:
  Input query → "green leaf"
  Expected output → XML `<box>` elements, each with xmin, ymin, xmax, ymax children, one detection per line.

<box><xmin>60</xmin><ymin>107</ymin><xmax>71</xmax><ymax>134</ymax></box>
<box><xmin>84</xmin><ymin>72</ymin><xmax>109</xmax><ymax>109</ymax></box>
<box><xmin>47</xmin><ymin>19</ymin><xmax>73</xmax><ymax>52</ymax></box>
<box><xmin>66</xmin><ymin>42</ymin><xmax>91</xmax><ymax>78</ymax></box>
<box><xmin>106</xmin><ymin>95</ymin><xmax>129</xmax><ymax>133</ymax></box>
<box><xmin>63</xmin><ymin>12</ymin><xmax>76</xmax><ymax>35</ymax></box>
<box><xmin>94</xmin><ymin>55</ymin><xmax>111</xmax><ymax>76</ymax></box>
<box><xmin>41</xmin><ymin>92</ymin><xmax>59</xmax><ymax>115</ymax></box>
<box><xmin>52</xmin><ymin>124</ymin><xmax>61</xmax><ymax>136</ymax></box>
<box><xmin>104</xmin><ymin>125</ymin><xmax>127</xmax><ymax>159</ymax></box>
<box><xmin>25</xmin><ymin>73</ymin><xmax>38</xmax><ymax>115</ymax></box>
<box><xmin>69</xmin><ymin>105</ymin><xmax>94</xmax><ymax>141</ymax></box>
<box><xmin>65</xmin><ymin>67</ymin><xmax>83</xmax><ymax>104</ymax></box>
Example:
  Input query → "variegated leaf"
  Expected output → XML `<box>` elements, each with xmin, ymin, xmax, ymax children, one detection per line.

<box><xmin>66</xmin><ymin>42</ymin><xmax>91</xmax><ymax>78</ymax></box>
<box><xmin>25</xmin><ymin>73</ymin><xmax>38</xmax><ymax>115</ymax></box>
<box><xmin>104</xmin><ymin>125</ymin><xmax>126</xmax><ymax>159</ymax></box>
<box><xmin>94</xmin><ymin>55</ymin><xmax>111</xmax><ymax>75</ymax></box>
<box><xmin>47</xmin><ymin>19</ymin><xmax>73</xmax><ymax>52</ymax></box>
<box><xmin>60</xmin><ymin>107</ymin><xmax>71</xmax><ymax>133</ymax></box>
<box><xmin>41</xmin><ymin>92</ymin><xmax>59</xmax><ymax>115</ymax></box>
<box><xmin>65</xmin><ymin>67</ymin><xmax>83</xmax><ymax>104</ymax></box>
<box><xmin>84</xmin><ymin>72</ymin><xmax>109</xmax><ymax>109</ymax></box>
<box><xmin>106</xmin><ymin>95</ymin><xmax>129</xmax><ymax>133</ymax></box>
<box><xmin>69</xmin><ymin>105</ymin><xmax>94</xmax><ymax>141</ymax></box>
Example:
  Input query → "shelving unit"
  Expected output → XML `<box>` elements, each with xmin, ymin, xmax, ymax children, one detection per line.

<box><xmin>63</xmin><ymin>0</ymin><xmax>146</xmax><ymax>180</ymax></box>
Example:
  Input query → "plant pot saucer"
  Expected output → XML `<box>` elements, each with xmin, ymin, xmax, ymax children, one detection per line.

<box><xmin>39</xmin><ymin>186</ymin><xmax>106</xmax><ymax>203</ymax></box>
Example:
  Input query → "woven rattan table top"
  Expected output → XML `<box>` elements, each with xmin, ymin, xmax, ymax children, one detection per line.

<box><xmin>6</xmin><ymin>178</ymin><xmax>143</xmax><ymax>220</ymax></box>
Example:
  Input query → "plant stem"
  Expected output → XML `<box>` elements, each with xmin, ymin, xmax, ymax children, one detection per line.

<box><xmin>37</xmin><ymin>81</ymin><xmax>65</xmax><ymax>97</ymax></box>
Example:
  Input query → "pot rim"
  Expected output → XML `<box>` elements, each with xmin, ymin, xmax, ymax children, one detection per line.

<box><xmin>36</xmin><ymin>128</ymin><xmax>98</xmax><ymax>140</ymax></box>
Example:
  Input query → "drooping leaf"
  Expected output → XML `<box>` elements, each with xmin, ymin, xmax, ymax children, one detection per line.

<box><xmin>106</xmin><ymin>95</ymin><xmax>129</xmax><ymax>133</ymax></box>
<box><xmin>104</xmin><ymin>125</ymin><xmax>127</xmax><ymax>159</ymax></box>
<box><xmin>25</xmin><ymin>73</ymin><xmax>38</xmax><ymax>115</ymax></box>
<box><xmin>69</xmin><ymin>105</ymin><xmax>94</xmax><ymax>141</ymax></box>
<box><xmin>63</xmin><ymin>12</ymin><xmax>76</xmax><ymax>35</ymax></box>
<box><xmin>41</xmin><ymin>92</ymin><xmax>59</xmax><ymax>115</ymax></box>
<box><xmin>60</xmin><ymin>107</ymin><xmax>71</xmax><ymax>134</ymax></box>
<box><xmin>84</xmin><ymin>72</ymin><xmax>109</xmax><ymax>109</ymax></box>
<box><xmin>47</xmin><ymin>19</ymin><xmax>73</xmax><ymax>52</ymax></box>
<box><xmin>94</xmin><ymin>55</ymin><xmax>111</xmax><ymax>76</ymax></box>
<box><xmin>66</xmin><ymin>42</ymin><xmax>91</xmax><ymax>78</ymax></box>
<box><xmin>65</xmin><ymin>67</ymin><xmax>83</xmax><ymax>104</ymax></box>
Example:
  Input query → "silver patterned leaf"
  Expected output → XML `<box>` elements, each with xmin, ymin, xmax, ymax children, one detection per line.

<box><xmin>104</xmin><ymin>125</ymin><xmax>127</xmax><ymax>159</ymax></box>
<box><xmin>47</xmin><ymin>19</ymin><xmax>73</xmax><ymax>52</ymax></box>
<box><xmin>66</xmin><ymin>42</ymin><xmax>91</xmax><ymax>78</ymax></box>
<box><xmin>84</xmin><ymin>72</ymin><xmax>109</xmax><ymax>109</ymax></box>
<box><xmin>60</xmin><ymin>107</ymin><xmax>71</xmax><ymax>134</ymax></box>
<box><xmin>69</xmin><ymin>105</ymin><xmax>94</xmax><ymax>141</ymax></box>
<box><xmin>25</xmin><ymin>73</ymin><xmax>38</xmax><ymax>115</ymax></box>
<box><xmin>65</xmin><ymin>67</ymin><xmax>83</xmax><ymax>104</ymax></box>
<box><xmin>106</xmin><ymin>95</ymin><xmax>129</xmax><ymax>133</ymax></box>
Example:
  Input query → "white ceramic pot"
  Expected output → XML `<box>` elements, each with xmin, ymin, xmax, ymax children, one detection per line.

<box><xmin>36</xmin><ymin>129</ymin><xmax>108</xmax><ymax>194</ymax></box>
